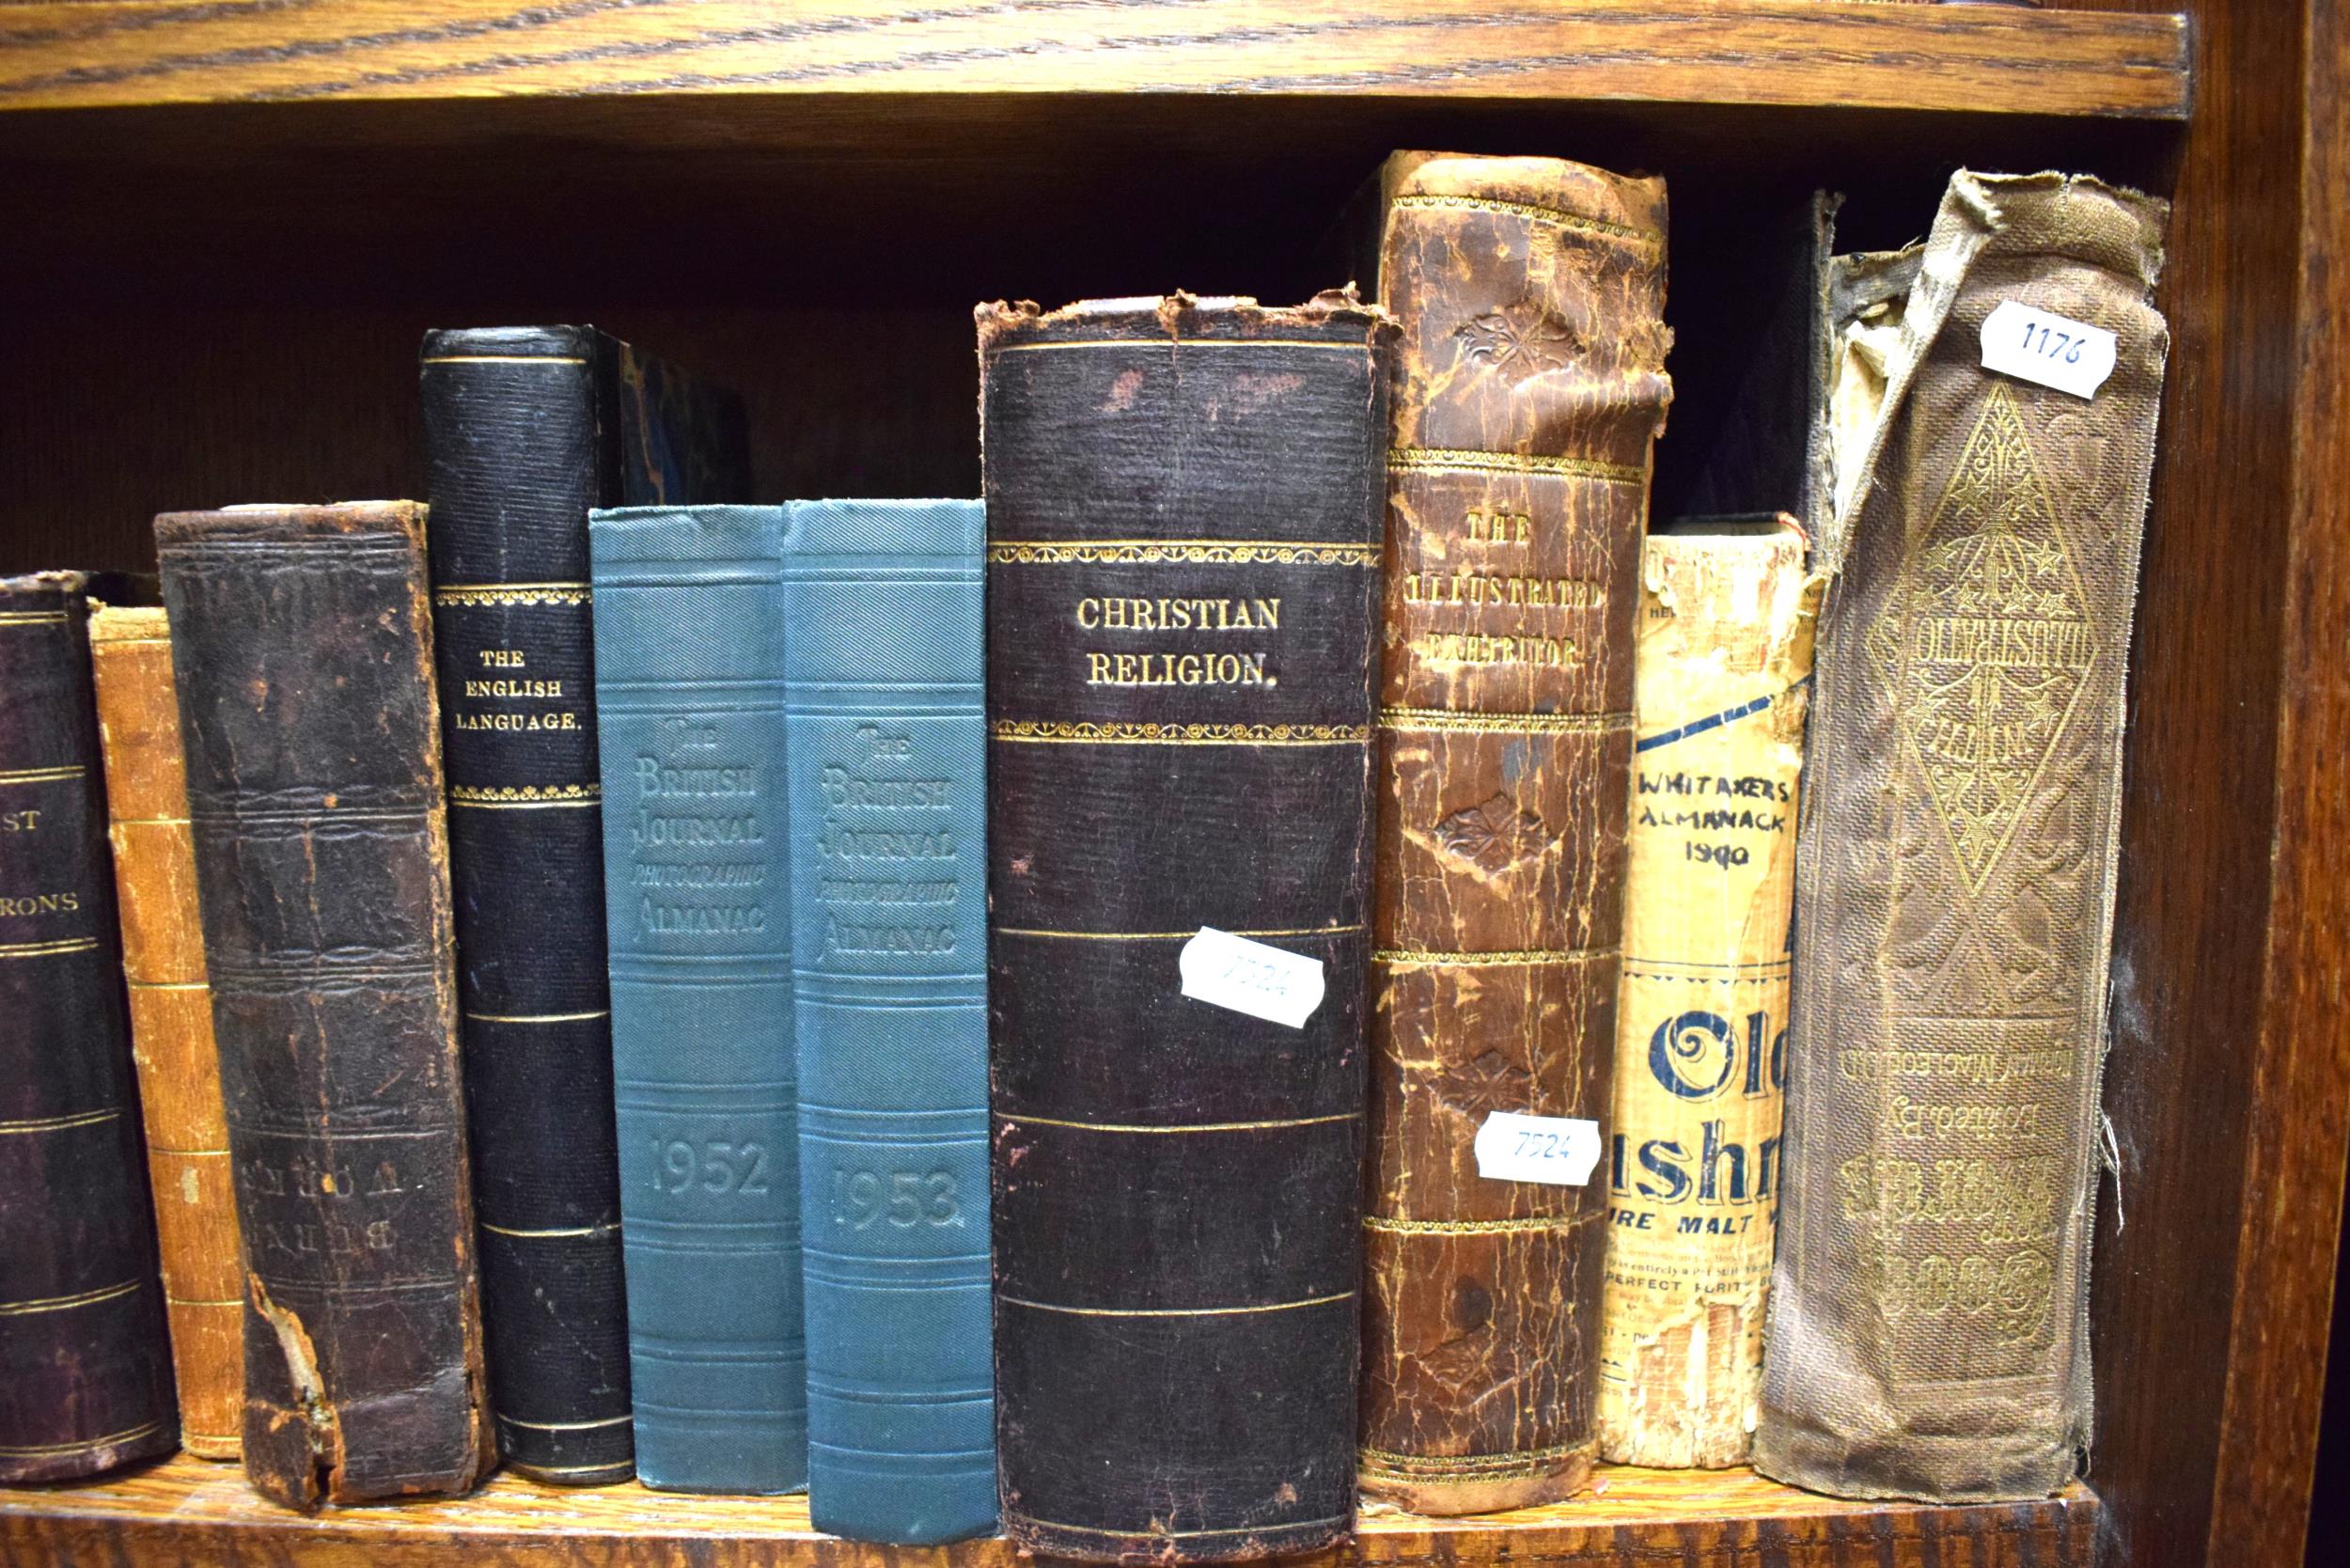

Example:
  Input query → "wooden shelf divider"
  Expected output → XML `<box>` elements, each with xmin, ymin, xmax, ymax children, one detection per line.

<box><xmin>0</xmin><ymin>1453</ymin><xmax>2098</xmax><ymax>1568</ymax></box>
<box><xmin>0</xmin><ymin>0</ymin><xmax>2188</xmax><ymax>120</ymax></box>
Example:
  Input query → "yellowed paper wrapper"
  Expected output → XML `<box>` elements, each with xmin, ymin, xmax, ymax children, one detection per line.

<box><xmin>1597</xmin><ymin>525</ymin><xmax>1819</xmax><ymax>1467</ymax></box>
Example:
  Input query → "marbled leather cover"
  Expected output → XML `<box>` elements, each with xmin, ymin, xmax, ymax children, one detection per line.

<box><xmin>0</xmin><ymin>573</ymin><xmax>177</xmax><ymax>1483</ymax></box>
<box><xmin>979</xmin><ymin>293</ymin><xmax>1392</xmax><ymax>1563</ymax></box>
<box><xmin>783</xmin><ymin>499</ymin><xmax>994</xmax><ymax>1544</ymax></box>
<box><xmin>1757</xmin><ymin>173</ymin><xmax>2169</xmax><ymax>1503</ymax></box>
<box><xmin>89</xmin><ymin>604</ymin><xmax>243</xmax><ymax>1460</ymax></box>
<box><xmin>158</xmin><ymin>504</ymin><xmax>494</xmax><ymax>1510</ymax></box>
<box><xmin>1358</xmin><ymin>152</ymin><xmax>1671</xmax><ymax>1513</ymax></box>
<box><xmin>421</xmin><ymin>324</ymin><xmax>749</xmax><ymax>1483</ymax></box>
<box><xmin>590</xmin><ymin>505</ymin><xmax>805</xmax><ymax>1495</ymax></box>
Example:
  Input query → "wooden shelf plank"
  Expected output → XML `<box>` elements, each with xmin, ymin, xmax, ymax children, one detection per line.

<box><xmin>0</xmin><ymin>1</ymin><xmax>2188</xmax><ymax>120</ymax></box>
<box><xmin>0</xmin><ymin>1454</ymin><xmax>2097</xmax><ymax>1567</ymax></box>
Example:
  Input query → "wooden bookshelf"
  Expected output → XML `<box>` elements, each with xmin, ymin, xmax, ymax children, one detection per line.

<box><xmin>0</xmin><ymin>1</ymin><xmax>2189</xmax><ymax>118</ymax></box>
<box><xmin>1</xmin><ymin>5</ymin><xmax>2343</xmax><ymax>1568</ymax></box>
<box><xmin>0</xmin><ymin>1453</ymin><xmax>2098</xmax><ymax>1567</ymax></box>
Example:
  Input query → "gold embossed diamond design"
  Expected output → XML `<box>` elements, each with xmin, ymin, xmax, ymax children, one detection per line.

<box><xmin>1869</xmin><ymin>384</ymin><xmax>2099</xmax><ymax>891</ymax></box>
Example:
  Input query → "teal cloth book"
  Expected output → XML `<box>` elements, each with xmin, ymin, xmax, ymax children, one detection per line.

<box><xmin>588</xmin><ymin>505</ymin><xmax>806</xmax><ymax>1494</ymax></box>
<box><xmin>782</xmin><ymin>500</ymin><xmax>995</xmax><ymax>1544</ymax></box>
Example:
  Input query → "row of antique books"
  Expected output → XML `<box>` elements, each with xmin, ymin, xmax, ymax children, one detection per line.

<box><xmin>0</xmin><ymin>153</ymin><xmax>2169</xmax><ymax>1557</ymax></box>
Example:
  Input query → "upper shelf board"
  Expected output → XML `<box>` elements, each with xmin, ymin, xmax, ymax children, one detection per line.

<box><xmin>0</xmin><ymin>1</ymin><xmax>2190</xmax><ymax>120</ymax></box>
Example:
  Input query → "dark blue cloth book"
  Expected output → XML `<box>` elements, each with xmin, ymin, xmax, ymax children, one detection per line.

<box><xmin>781</xmin><ymin>500</ymin><xmax>995</xmax><ymax>1544</ymax></box>
<box><xmin>588</xmin><ymin>505</ymin><xmax>806</xmax><ymax>1494</ymax></box>
<box><xmin>421</xmin><ymin>324</ymin><xmax>749</xmax><ymax>1485</ymax></box>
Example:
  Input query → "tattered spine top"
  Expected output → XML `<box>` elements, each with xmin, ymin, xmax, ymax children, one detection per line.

<box><xmin>981</xmin><ymin>292</ymin><xmax>1390</xmax><ymax>1563</ymax></box>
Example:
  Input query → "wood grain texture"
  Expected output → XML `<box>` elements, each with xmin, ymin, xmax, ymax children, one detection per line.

<box><xmin>2066</xmin><ymin>3</ymin><xmax>2334</xmax><ymax>1566</ymax></box>
<box><xmin>0</xmin><ymin>1453</ymin><xmax>2100</xmax><ymax>1567</ymax></box>
<box><xmin>0</xmin><ymin>1</ymin><xmax>2188</xmax><ymax>118</ymax></box>
<box><xmin>2202</xmin><ymin>2</ymin><xmax>2350</xmax><ymax>1562</ymax></box>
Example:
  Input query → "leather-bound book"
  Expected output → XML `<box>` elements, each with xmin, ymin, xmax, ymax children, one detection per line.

<box><xmin>420</xmin><ymin>324</ymin><xmax>749</xmax><ymax>1485</ymax></box>
<box><xmin>1358</xmin><ymin>152</ymin><xmax>1672</xmax><ymax>1513</ymax></box>
<box><xmin>156</xmin><ymin>503</ymin><xmax>494</xmax><ymax>1509</ymax></box>
<box><xmin>1594</xmin><ymin>523</ymin><xmax>1817</xmax><ymax>1467</ymax></box>
<box><xmin>88</xmin><ymin>603</ymin><xmax>243</xmax><ymax>1461</ymax></box>
<box><xmin>1757</xmin><ymin>172</ymin><xmax>2169</xmax><ymax>1501</ymax></box>
<box><xmin>979</xmin><ymin>292</ymin><xmax>1393</xmax><ymax>1563</ymax></box>
<box><xmin>783</xmin><ymin>500</ymin><xmax>995</xmax><ymax>1544</ymax></box>
<box><xmin>589</xmin><ymin>505</ymin><xmax>803</xmax><ymax>1495</ymax></box>
<box><xmin>0</xmin><ymin>573</ymin><xmax>177</xmax><ymax>1483</ymax></box>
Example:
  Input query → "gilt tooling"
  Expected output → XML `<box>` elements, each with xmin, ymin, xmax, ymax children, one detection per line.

<box><xmin>89</xmin><ymin>604</ymin><xmax>243</xmax><ymax>1461</ymax></box>
<box><xmin>0</xmin><ymin>573</ymin><xmax>178</xmax><ymax>1484</ymax></box>
<box><xmin>980</xmin><ymin>291</ymin><xmax>1391</xmax><ymax>1563</ymax></box>
<box><xmin>1358</xmin><ymin>152</ymin><xmax>1672</xmax><ymax>1514</ymax></box>
<box><xmin>1756</xmin><ymin>171</ymin><xmax>2170</xmax><ymax>1502</ymax></box>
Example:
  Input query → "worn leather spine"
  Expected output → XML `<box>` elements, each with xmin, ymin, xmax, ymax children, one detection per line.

<box><xmin>1594</xmin><ymin>525</ymin><xmax>1816</xmax><ymax>1468</ymax></box>
<box><xmin>1358</xmin><ymin>152</ymin><xmax>1672</xmax><ymax>1514</ymax></box>
<box><xmin>1756</xmin><ymin>172</ymin><xmax>2170</xmax><ymax>1502</ymax></box>
<box><xmin>157</xmin><ymin>503</ymin><xmax>494</xmax><ymax>1510</ymax></box>
<box><xmin>88</xmin><ymin>604</ymin><xmax>243</xmax><ymax>1462</ymax></box>
<box><xmin>422</xmin><ymin>325</ymin><xmax>747</xmax><ymax>1484</ymax></box>
<box><xmin>980</xmin><ymin>293</ymin><xmax>1392</xmax><ymax>1563</ymax></box>
<box><xmin>0</xmin><ymin>574</ymin><xmax>178</xmax><ymax>1483</ymax></box>
<box><xmin>590</xmin><ymin>505</ymin><xmax>804</xmax><ymax>1495</ymax></box>
<box><xmin>784</xmin><ymin>499</ymin><xmax>995</xmax><ymax>1544</ymax></box>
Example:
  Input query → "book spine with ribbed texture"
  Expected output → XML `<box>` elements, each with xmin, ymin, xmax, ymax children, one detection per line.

<box><xmin>783</xmin><ymin>498</ymin><xmax>994</xmax><ymax>1544</ymax></box>
<box><xmin>88</xmin><ymin>603</ymin><xmax>242</xmax><ymax>1461</ymax></box>
<box><xmin>0</xmin><ymin>573</ymin><xmax>178</xmax><ymax>1483</ymax></box>
<box><xmin>979</xmin><ymin>292</ymin><xmax>1391</xmax><ymax>1563</ymax></box>
<box><xmin>157</xmin><ymin>503</ymin><xmax>493</xmax><ymax>1510</ymax></box>
<box><xmin>590</xmin><ymin>504</ymin><xmax>805</xmax><ymax>1495</ymax></box>
<box><xmin>1358</xmin><ymin>151</ymin><xmax>1673</xmax><ymax>1514</ymax></box>
<box><xmin>420</xmin><ymin>325</ymin><xmax>632</xmax><ymax>1483</ymax></box>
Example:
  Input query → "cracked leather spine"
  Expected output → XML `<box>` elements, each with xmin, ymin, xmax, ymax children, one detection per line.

<box><xmin>590</xmin><ymin>505</ymin><xmax>804</xmax><ymax>1495</ymax></box>
<box><xmin>1756</xmin><ymin>173</ymin><xmax>2170</xmax><ymax>1503</ymax></box>
<box><xmin>421</xmin><ymin>325</ymin><xmax>747</xmax><ymax>1484</ymax></box>
<box><xmin>1357</xmin><ymin>153</ymin><xmax>1672</xmax><ymax>1513</ymax></box>
<box><xmin>88</xmin><ymin>604</ymin><xmax>243</xmax><ymax>1462</ymax></box>
<box><xmin>0</xmin><ymin>573</ymin><xmax>178</xmax><ymax>1483</ymax></box>
<box><xmin>979</xmin><ymin>293</ymin><xmax>1392</xmax><ymax>1563</ymax></box>
<box><xmin>783</xmin><ymin>500</ymin><xmax>995</xmax><ymax>1544</ymax></box>
<box><xmin>158</xmin><ymin>503</ymin><xmax>494</xmax><ymax>1511</ymax></box>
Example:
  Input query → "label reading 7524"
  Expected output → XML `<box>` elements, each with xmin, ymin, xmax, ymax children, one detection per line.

<box><xmin>1473</xmin><ymin>1111</ymin><xmax>1604</xmax><ymax>1188</ymax></box>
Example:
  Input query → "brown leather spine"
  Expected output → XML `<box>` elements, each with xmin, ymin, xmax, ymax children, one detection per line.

<box><xmin>87</xmin><ymin>604</ymin><xmax>242</xmax><ymax>1462</ymax></box>
<box><xmin>1359</xmin><ymin>152</ymin><xmax>1672</xmax><ymax>1514</ymax></box>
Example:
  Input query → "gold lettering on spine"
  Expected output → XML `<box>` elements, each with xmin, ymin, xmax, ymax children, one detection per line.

<box><xmin>1598</xmin><ymin>528</ymin><xmax>1818</xmax><ymax>1468</ymax></box>
<box><xmin>1072</xmin><ymin>597</ymin><xmax>1281</xmax><ymax>633</ymax></box>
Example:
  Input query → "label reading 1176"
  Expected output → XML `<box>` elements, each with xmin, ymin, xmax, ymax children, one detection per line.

<box><xmin>1980</xmin><ymin>300</ymin><xmax>2119</xmax><ymax>400</ymax></box>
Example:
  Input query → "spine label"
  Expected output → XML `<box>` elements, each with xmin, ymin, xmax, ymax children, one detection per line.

<box><xmin>1598</xmin><ymin>530</ymin><xmax>1815</xmax><ymax>1468</ymax></box>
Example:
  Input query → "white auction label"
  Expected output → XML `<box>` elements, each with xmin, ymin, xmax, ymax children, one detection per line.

<box><xmin>1474</xmin><ymin>1111</ymin><xmax>1604</xmax><ymax>1187</ymax></box>
<box><xmin>1980</xmin><ymin>300</ymin><xmax>2118</xmax><ymax>400</ymax></box>
<box><xmin>1178</xmin><ymin>927</ymin><xmax>1325</xmax><ymax>1029</ymax></box>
